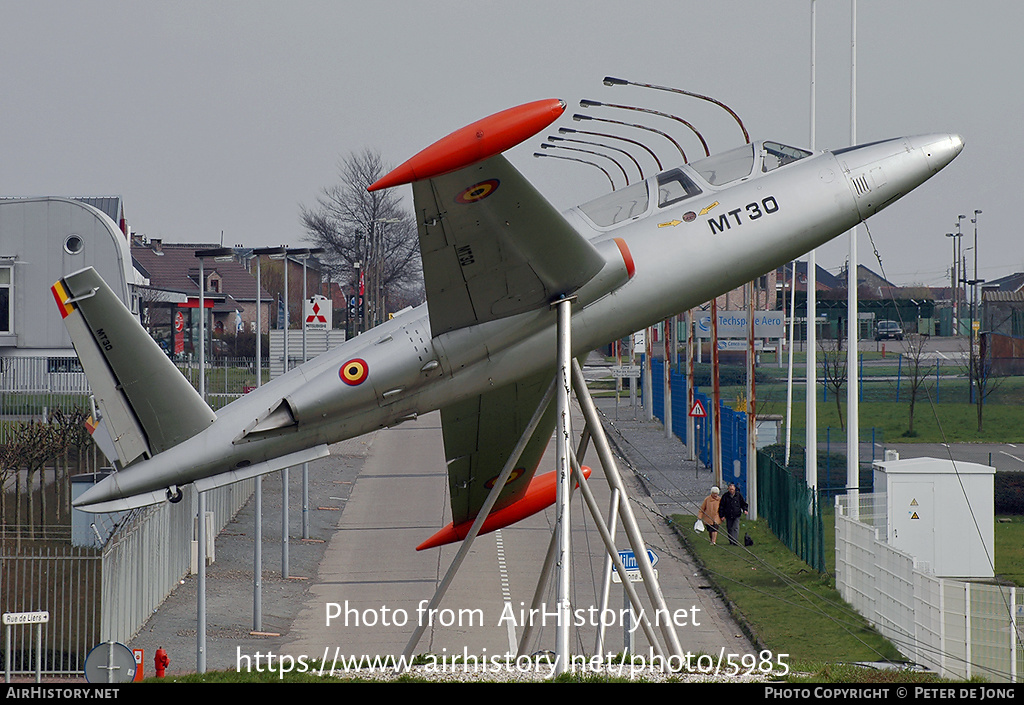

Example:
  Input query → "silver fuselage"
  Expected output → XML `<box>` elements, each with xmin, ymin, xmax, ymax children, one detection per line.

<box><xmin>75</xmin><ymin>133</ymin><xmax>962</xmax><ymax>510</ymax></box>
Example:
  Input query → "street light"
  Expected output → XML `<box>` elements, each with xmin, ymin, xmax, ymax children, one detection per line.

<box><xmin>944</xmin><ymin>232</ymin><xmax>959</xmax><ymax>333</ymax></box>
<box><xmin>369</xmin><ymin>218</ymin><xmax>401</xmax><ymax>327</ymax></box>
<box><xmin>248</xmin><ymin>244</ymin><xmax>285</xmax><ymax>633</ymax></box>
<box><xmin>191</xmin><ymin>245</ymin><xmax>232</xmax><ymax>674</ymax></box>
<box><xmin>194</xmin><ymin>247</ymin><xmax>234</xmax><ymax>401</ymax></box>
<box><xmin>972</xmin><ymin>209</ymin><xmax>983</xmax><ymax>332</ymax></box>
<box><xmin>251</xmin><ymin>246</ymin><xmax>287</xmax><ymax>386</ymax></box>
<box><xmin>957</xmin><ymin>214</ymin><xmax>967</xmax><ymax>331</ymax></box>
<box><xmin>292</xmin><ymin>247</ymin><xmax>323</xmax><ymax>543</ymax></box>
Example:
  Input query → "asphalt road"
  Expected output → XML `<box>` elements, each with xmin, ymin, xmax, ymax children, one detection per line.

<box><xmin>827</xmin><ymin>441</ymin><xmax>1024</xmax><ymax>473</ymax></box>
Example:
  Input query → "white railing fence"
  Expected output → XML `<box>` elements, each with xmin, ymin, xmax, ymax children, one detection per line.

<box><xmin>835</xmin><ymin>493</ymin><xmax>1021</xmax><ymax>682</ymax></box>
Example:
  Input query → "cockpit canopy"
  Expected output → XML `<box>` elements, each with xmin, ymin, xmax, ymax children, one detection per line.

<box><xmin>576</xmin><ymin>140</ymin><xmax>812</xmax><ymax>230</ymax></box>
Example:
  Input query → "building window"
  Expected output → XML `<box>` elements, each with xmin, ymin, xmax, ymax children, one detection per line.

<box><xmin>0</xmin><ymin>266</ymin><xmax>11</xmax><ymax>333</ymax></box>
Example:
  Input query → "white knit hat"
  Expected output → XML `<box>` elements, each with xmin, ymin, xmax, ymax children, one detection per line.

<box><xmin>711</xmin><ymin>486</ymin><xmax>720</xmax><ymax>494</ymax></box>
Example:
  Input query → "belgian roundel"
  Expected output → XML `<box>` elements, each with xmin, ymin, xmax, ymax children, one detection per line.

<box><xmin>455</xmin><ymin>179</ymin><xmax>500</xmax><ymax>204</ymax></box>
<box><xmin>339</xmin><ymin>358</ymin><xmax>369</xmax><ymax>386</ymax></box>
<box><xmin>484</xmin><ymin>467</ymin><xmax>525</xmax><ymax>489</ymax></box>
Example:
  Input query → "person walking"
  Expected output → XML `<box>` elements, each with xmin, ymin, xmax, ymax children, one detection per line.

<box><xmin>699</xmin><ymin>486</ymin><xmax>722</xmax><ymax>545</ymax></box>
<box><xmin>719</xmin><ymin>482</ymin><xmax>748</xmax><ymax>546</ymax></box>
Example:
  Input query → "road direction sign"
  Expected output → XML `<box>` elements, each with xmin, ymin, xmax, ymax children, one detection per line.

<box><xmin>2</xmin><ymin>611</ymin><xmax>49</xmax><ymax>625</ymax></box>
<box><xmin>615</xmin><ymin>549</ymin><xmax>659</xmax><ymax>570</ymax></box>
<box><xmin>612</xmin><ymin>549</ymin><xmax>659</xmax><ymax>583</ymax></box>
<box><xmin>610</xmin><ymin>365</ymin><xmax>641</xmax><ymax>379</ymax></box>
<box><xmin>613</xmin><ymin>568</ymin><xmax>658</xmax><ymax>583</ymax></box>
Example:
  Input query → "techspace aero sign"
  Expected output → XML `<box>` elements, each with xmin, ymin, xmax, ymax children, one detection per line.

<box><xmin>696</xmin><ymin>311</ymin><xmax>784</xmax><ymax>339</ymax></box>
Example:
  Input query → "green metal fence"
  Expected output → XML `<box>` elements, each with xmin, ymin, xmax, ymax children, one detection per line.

<box><xmin>756</xmin><ymin>451</ymin><xmax>825</xmax><ymax>573</ymax></box>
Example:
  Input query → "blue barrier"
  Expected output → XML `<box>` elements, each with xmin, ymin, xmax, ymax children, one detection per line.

<box><xmin>645</xmin><ymin>357</ymin><xmax>749</xmax><ymax>497</ymax></box>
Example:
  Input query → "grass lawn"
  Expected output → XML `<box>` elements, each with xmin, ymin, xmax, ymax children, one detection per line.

<box><xmin>669</xmin><ymin>507</ymin><xmax>1024</xmax><ymax>679</ymax></box>
<box><xmin>720</xmin><ymin>392</ymin><xmax>1024</xmax><ymax>444</ymax></box>
<box><xmin>995</xmin><ymin>516</ymin><xmax>1024</xmax><ymax>587</ymax></box>
<box><xmin>670</xmin><ymin>513</ymin><xmax>903</xmax><ymax>666</ymax></box>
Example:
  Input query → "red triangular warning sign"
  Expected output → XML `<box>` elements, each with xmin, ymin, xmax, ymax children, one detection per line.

<box><xmin>689</xmin><ymin>399</ymin><xmax>707</xmax><ymax>417</ymax></box>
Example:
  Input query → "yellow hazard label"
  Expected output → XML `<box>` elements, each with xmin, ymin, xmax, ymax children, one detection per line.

<box><xmin>911</xmin><ymin>512</ymin><xmax>920</xmax><ymax>520</ymax></box>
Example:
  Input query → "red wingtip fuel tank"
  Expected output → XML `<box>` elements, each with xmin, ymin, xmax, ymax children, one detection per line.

<box><xmin>368</xmin><ymin>98</ymin><xmax>566</xmax><ymax>191</ymax></box>
<box><xmin>416</xmin><ymin>466</ymin><xmax>592</xmax><ymax>551</ymax></box>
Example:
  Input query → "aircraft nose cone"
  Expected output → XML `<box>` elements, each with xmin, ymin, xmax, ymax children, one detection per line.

<box><xmin>838</xmin><ymin>132</ymin><xmax>963</xmax><ymax>221</ymax></box>
<box><xmin>909</xmin><ymin>133</ymin><xmax>964</xmax><ymax>174</ymax></box>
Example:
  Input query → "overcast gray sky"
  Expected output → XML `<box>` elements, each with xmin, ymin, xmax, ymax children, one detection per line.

<box><xmin>2</xmin><ymin>1</ymin><xmax>1019</xmax><ymax>287</ymax></box>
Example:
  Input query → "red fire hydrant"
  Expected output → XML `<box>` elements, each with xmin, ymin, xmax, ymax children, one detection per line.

<box><xmin>155</xmin><ymin>648</ymin><xmax>169</xmax><ymax>678</ymax></box>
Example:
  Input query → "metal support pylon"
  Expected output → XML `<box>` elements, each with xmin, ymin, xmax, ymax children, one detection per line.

<box><xmin>553</xmin><ymin>298</ymin><xmax>573</xmax><ymax>673</ymax></box>
<box><xmin>570</xmin><ymin>359</ymin><xmax>684</xmax><ymax>662</ymax></box>
<box><xmin>401</xmin><ymin>378</ymin><xmax>557</xmax><ymax>662</ymax></box>
<box><xmin>404</xmin><ymin>297</ymin><xmax>683</xmax><ymax>668</ymax></box>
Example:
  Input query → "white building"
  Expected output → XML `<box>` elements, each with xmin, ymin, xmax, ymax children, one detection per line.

<box><xmin>0</xmin><ymin>196</ymin><xmax>136</xmax><ymax>359</ymax></box>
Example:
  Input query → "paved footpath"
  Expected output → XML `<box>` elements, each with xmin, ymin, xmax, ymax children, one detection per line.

<box><xmin>128</xmin><ymin>367</ymin><xmax>753</xmax><ymax>677</ymax></box>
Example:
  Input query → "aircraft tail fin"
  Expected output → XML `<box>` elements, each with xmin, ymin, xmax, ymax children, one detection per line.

<box><xmin>52</xmin><ymin>267</ymin><xmax>216</xmax><ymax>467</ymax></box>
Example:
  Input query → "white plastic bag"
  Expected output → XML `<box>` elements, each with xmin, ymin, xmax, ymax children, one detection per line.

<box><xmin>693</xmin><ymin>519</ymin><xmax>705</xmax><ymax>533</ymax></box>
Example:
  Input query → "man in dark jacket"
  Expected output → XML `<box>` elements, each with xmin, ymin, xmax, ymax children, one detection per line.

<box><xmin>719</xmin><ymin>483</ymin><xmax>748</xmax><ymax>546</ymax></box>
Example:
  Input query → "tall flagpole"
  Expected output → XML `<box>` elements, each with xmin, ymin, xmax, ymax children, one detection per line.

<box><xmin>806</xmin><ymin>0</ymin><xmax>818</xmax><ymax>493</ymax></box>
<box><xmin>847</xmin><ymin>0</ymin><xmax>861</xmax><ymax>519</ymax></box>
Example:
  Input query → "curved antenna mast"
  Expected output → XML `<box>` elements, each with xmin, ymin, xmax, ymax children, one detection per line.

<box><xmin>572</xmin><ymin>113</ymin><xmax>675</xmax><ymax>168</ymax></box>
<box><xmin>603</xmin><ymin>76</ymin><xmax>750</xmax><ymax>145</ymax></box>
<box><xmin>559</xmin><ymin>127</ymin><xmax>662</xmax><ymax>174</ymax></box>
<box><xmin>581</xmin><ymin>99</ymin><xmax>710</xmax><ymax>158</ymax></box>
<box><xmin>547</xmin><ymin>136</ymin><xmax>642</xmax><ymax>183</ymax></box>
<box><xmin>540</xmin><ymin>143</ymin><xmax>630</xmax><ymax>185</ymax></box>
<box><xmin>579</xmin><ymin>101</ymin><xmax>687</xmax><ymax>162</ymax></box>
<box><xmin>533</xmin><ymin>152</ymin><xmax>616</xmax><ymax>191</ymax></box>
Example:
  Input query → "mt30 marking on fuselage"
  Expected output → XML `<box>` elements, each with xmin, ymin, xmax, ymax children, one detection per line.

<box><xmin>707</xmin><ymin>196</ymin><xmax>780</xmax><ymax>234</ymax></box>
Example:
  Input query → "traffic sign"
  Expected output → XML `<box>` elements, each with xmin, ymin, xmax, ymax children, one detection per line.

<box><xmin>689</xmin><ymin>399</ymin><xmax>707</xmax><ymax>417</ymax></box>
<box><xmin>613</xmin><ymin>568</ymin><xmax>658</xmax><ymax>584</ymax></box>
<box><xmin>612</xmin><ymin>549</ymin><xmax>659</xmax><ymax>583</ymax></box>
<box><xmin>610</xmin><ymin>365</ymin><xmax>641</xmax><ymax>379</ymax></box>
<box><xmin>614</xmin><ymin>549</ymin><xmax>659</xmax><ymax>570</ymax></box>
<box><xmin>84</xmin><ymin>641</ymin><xmax>137</xmax><ymax>684</ymax></box>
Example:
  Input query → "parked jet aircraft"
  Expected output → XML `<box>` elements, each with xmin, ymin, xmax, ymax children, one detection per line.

<box><xmin>57</xmin><ymin>98</ymin><xmax>961</xmax><ymax>549</ymax></box>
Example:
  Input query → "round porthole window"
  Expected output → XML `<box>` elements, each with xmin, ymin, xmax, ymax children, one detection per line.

<box><xmin>64</xmin><ymin>234</ymin><xmax>84</xmax><ymax>255</ymax></box>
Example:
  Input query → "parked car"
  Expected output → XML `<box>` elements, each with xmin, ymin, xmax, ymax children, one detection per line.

<box><xmin>874</xmin><ymin>320</ymin><xmax>904</xmax><ymax>341</ymax></box>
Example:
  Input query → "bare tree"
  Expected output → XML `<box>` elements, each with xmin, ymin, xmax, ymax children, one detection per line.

<box><xmin>300</xmin><ymin>149</ymin><xmax>422</xmax><ymax>327</ymax></box>
<box><xmin>965</xmin><ymin>332</ymin><xmax>1001</xmax><ymax>432</ymax></box>
<box><xmin>819</xmin><ymin>338</ymin><xmax>847</xmax><ymax>430</ymax></box>
<box><xmin>901</xmin><ymin>333</ymin><xmax>934</xmax><ymax>437</ymax></box>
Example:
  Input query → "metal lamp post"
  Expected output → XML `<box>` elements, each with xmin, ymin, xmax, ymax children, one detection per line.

<box><xmin>192</xmin><ymin>247</ymin><xmax>233</xmax><ymax>674</ymax></box>
<box><xmin>249</xmin><ymin>245</ymin><xmax>285</xmax><ymax>632</ymax></box>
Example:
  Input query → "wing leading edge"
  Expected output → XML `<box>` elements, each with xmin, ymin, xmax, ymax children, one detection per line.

<box><xmin>413</xmin><ymin>155</ymin><xmax>607</xmax><ymax>336</ymax></box>
<box><xmin>370</xmin><ymin>97</ymin><xmax>607</xmax><ymax>337</ymax></box>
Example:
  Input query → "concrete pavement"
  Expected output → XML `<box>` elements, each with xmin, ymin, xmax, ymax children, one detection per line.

<box><xmin>127</xmin><ymin>366</ymin><xmax>753</xmax><ymax>678</ymax></box>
